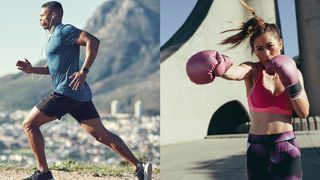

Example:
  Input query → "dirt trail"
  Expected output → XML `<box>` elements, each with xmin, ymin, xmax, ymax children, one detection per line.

<box><xmin>0</xmin><ymin>170</ymin><xmax>160</xmax><ymax>180</ymax></box>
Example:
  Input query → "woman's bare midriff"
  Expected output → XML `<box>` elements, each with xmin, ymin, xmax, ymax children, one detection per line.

<box><xmin>249</xmin><ymin>111</ymin><xmax>293</xmax><ymax>135</ymax></box>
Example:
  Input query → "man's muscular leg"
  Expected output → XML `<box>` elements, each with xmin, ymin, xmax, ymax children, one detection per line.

<box><xmin>23</xmin><ymin>106</ymin><xmax>56</xmax><ymax>173</ymax></box>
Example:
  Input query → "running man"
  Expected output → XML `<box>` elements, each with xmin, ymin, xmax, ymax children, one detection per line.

<box><xmin>16</xmin><ymin>1</ymin><xmax>152</xmax><ymax>180</ymax></box>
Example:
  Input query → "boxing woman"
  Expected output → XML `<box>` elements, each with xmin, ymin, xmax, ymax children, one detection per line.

<box><xmin>186</xmin><ymin>2</ymin><xmax>309</xmax><ymax>180</ymax></box>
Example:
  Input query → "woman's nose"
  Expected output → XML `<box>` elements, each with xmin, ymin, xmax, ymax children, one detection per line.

<box><xmin>262</xmin><ymin>49</ymin><xmax>270</xmax><ymax>56</ymax></box>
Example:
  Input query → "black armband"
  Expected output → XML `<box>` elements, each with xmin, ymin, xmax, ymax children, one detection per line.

<box><xmin>287</xmin><ymin>81</ymin><xmax>302</xmax><ymax>100</ymax></box>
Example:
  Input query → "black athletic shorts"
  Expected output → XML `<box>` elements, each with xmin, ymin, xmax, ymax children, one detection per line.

<box><xmin>36</xmin><ymin>92</ymin><xmax>100</xmax><ymax>122</ymax></box>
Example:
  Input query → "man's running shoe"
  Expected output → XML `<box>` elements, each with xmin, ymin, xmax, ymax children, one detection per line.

<box><xmin>135</xmin><ymin>162</ymin><xmax>152</xmax><ymax>180</ymax></box>
<box><xmin>22</xmin><ymin>170</ymin><xmax>54</xmax><ymax>180</ymax></box>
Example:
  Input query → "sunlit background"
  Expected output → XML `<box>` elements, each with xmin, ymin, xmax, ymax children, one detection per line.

<box><xmin>0</xmin><ymin>0</ymin><xmax>104</xmax><ymax>77</ymax></box>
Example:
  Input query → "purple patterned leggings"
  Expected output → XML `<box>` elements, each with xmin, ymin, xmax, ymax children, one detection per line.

<box><xmin>247</xmin><ymin>131</ymin><xmax>303</xmax><ymax>180</ymax></box>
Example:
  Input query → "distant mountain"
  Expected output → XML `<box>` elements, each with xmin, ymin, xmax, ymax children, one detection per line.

<box><xmin>0</xmin><ymin>0</ymin><xmax>160</xmax><ymax>115</ymax></box>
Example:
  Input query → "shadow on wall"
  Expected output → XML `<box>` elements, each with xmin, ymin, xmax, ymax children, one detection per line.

<box><xmin>188</xmin><ymin>147</ymin><xmax>320</xmax><ymax>180</ymax></box>
<box><xmin>207</xmin><ymin>100</ymin><xmax>250</xmax><ymax>135</ymax></box>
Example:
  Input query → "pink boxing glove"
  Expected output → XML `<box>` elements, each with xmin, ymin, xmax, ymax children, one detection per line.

<box><xmin>186</xmin><ymin>50</ymin><xmax>233</xmax><ymax>84</ymax></box>
<box><xmin>265</xmin><ymin>55</ymin><xmax>302</xmax><ymax>100</ymax></box>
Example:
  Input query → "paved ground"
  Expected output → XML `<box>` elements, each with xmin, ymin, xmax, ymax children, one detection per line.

<box><xmin>161</xmin><ymin>131</ymin><xmax>320</xmax><ymax>180</ymax></box>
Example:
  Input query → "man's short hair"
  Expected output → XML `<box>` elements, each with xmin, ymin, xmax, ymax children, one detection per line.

<box><xmin>42</xmin><ymin>1</ymin><xmax>63</xmax><ymax>16</ymax></box>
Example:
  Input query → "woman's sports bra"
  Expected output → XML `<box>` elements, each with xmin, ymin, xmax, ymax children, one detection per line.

<box><xmin>248</xmin><ymin>63</ymin><xmax>293</xmax><ymax>115</ymax></box>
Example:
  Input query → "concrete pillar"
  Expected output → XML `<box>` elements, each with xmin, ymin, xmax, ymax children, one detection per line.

<box><xmin>295</xmin><ymin>0</ymin><xmax>320</xmax><ymax>116</ymax></box>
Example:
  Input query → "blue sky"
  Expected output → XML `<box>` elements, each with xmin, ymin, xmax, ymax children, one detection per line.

<box><xmin>0</xmin><ymin>0</ymin><xmax>298</xmax><ymax>77</ymax></box>
<box><xmin>0</xmin><ymin>0</ymin><xmax>106</xmax><ymax>77</ymax></box>
<box><xmin>160</xmin><ymin>0</ymin><xmax>299</xmax><ymax>58</ymax></box>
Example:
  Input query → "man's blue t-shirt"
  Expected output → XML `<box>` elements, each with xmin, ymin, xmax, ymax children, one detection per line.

<box><xmin>46</xmin><ymin>23</ymin><xmax>92</xmax><ymax>102</ymax></box>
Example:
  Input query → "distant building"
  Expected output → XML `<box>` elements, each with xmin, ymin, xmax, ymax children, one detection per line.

<box><xmin>110</xmin><ymin>100</ymin><xmax>118</xmax><ymax>115</ymax></box>
<box><xmin>108</xmin><ymin>99</ymin><xmax>144</xmax><ymax>119</ymax></box>
<box><xmin>134</xmin><ymin>100</ymin><xmax>142</xmax><ymax>118</ymax></box>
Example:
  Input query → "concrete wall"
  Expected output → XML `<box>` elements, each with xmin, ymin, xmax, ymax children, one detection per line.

<box><xmin>161</xmin><ymin>0</ymin><xmax>277</xmax><ymax>144</ymax></box>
